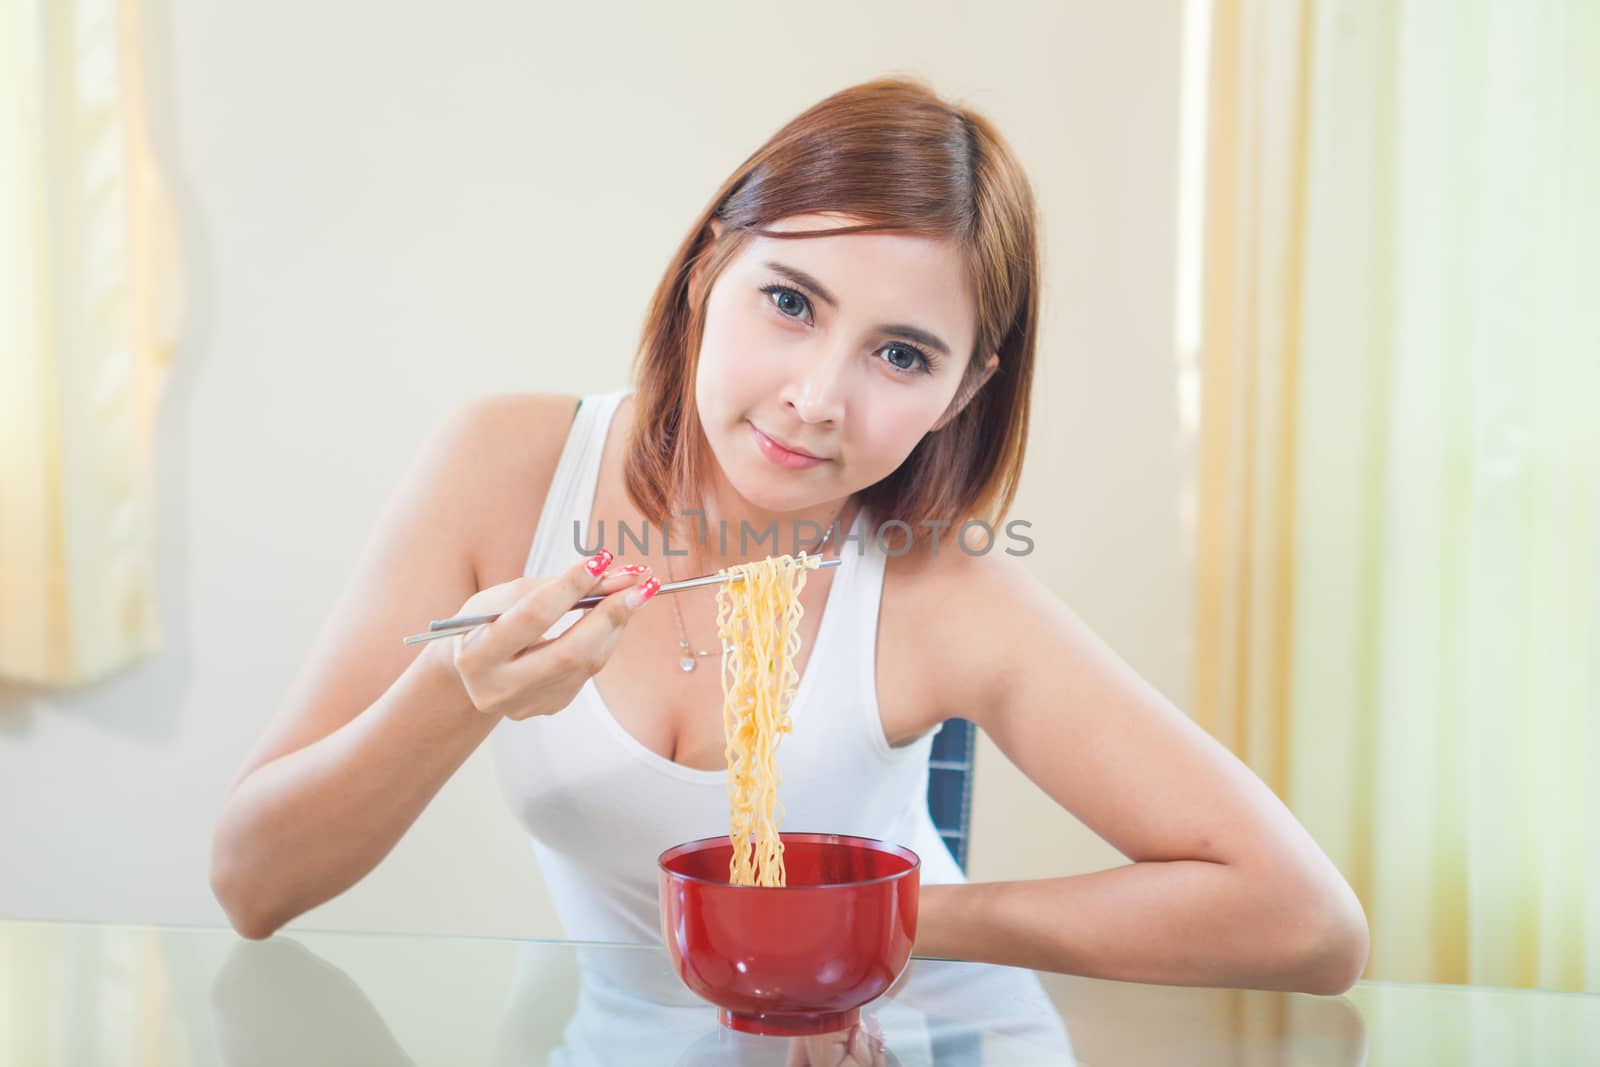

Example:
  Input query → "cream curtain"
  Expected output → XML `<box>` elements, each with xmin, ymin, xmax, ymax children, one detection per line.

<box><xmin>1194</xmin><ymin>0</ymin><xmax>1600</xmax><ymax>992</ymax></box>
<box><xmin>1</xmin><ymin>0</ymin><xmax>182</xmax><ymax>685</ymax></box>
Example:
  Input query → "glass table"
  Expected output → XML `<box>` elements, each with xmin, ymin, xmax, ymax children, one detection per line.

<box><xmin>2</xmin><ymin>919</ymin><xmax>1596</xmax><ymax>1064</ymax></box>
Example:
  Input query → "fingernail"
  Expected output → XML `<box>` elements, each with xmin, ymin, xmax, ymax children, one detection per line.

<box><xmin>619</xmin><ymin>563</ymin><xmax>651</xmax><ymax>575</ymax></box>
<box><xmin>586</xmin><ymin>550</ymin><xmax>613</xmax><ymax>576</ymax></box>
<box><xmin>626</xmin><ymin>576</ymin><xmax>660</xmax><ymax>608</ymax></box>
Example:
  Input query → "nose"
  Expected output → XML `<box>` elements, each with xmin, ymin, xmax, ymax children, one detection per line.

<box><xmin>780</xmin><ymin>357</ymin><xmax>847</xmax><ymax>426</ymax></box>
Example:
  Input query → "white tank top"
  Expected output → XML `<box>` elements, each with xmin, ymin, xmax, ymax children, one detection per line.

<box><xmin>489</xmin><ymin>387</ymin><xmax>968</xmax><ymax>944</ymax></box>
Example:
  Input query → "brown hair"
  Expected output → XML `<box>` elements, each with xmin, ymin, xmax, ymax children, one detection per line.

<box><xmin>623</xmin><ymin>75</ymin><xmax>1041</xmax><ymax>541</ymax></box>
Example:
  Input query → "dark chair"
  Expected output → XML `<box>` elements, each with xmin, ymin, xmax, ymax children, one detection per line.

<box><xmin>924</xmin><ymin>717</ymin><xmax>976</xmax><ymax>871</ymax></box>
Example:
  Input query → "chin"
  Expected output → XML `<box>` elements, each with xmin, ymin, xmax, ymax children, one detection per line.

<box><xmin>704</xmin><ymin>419</ymin><xmax>793</xmax><ymax>485</ymax></box>
<box><xmin>725</xmin><ymin>465</ymin><xmax>824</xmax><ymax>514</ymax></box>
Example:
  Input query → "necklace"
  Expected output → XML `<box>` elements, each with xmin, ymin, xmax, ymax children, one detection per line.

<box><xmin>663</xmin><ymin>504</ymin><xmax>846</xmax><ymax>673</ymax></box>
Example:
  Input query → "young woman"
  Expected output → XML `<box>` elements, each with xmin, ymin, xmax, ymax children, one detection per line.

<box><xmin>210</xmin><ymin>76</ymin><xmax>1368</xmax><ymax>995</ymax></box>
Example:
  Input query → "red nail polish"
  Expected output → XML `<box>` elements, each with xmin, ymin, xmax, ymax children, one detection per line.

<box><xmin>620</xmin><ymin>563</ymin><xmax>651</xmax><ymax>575</ymax></box>
<box><xmin>637</xmin><ymin>576</ymin><xmax>661</xmax><ymax>602</ymax></box>
<box><xmin>586</xmin><ymin>549</ymin><xmax>613</xmax><ymax>576</ymax></box>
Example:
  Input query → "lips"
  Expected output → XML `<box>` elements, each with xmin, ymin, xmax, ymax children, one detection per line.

<box><xmin>755</xmin><ymin>426</ymin><xmax>825</xmax><ymax>460</ymax></box>
<box><xmin>749</xmin><ymin>422</ymin><xmax>830</xmax><ymax>469</ymax></box>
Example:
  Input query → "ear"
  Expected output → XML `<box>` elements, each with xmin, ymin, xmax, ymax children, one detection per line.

<box><xmin>688</xmin><ymin>218</ymin><xmax>726</xmax><ymax>304</ymax></box>
<box><xmin>931</xmin><ymin>353</ymin><xmax>1000</xmax><ymax>431</ymax></box>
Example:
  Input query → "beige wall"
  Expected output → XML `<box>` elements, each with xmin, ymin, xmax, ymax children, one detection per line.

<box><xmin>0</xmin><ymin>0</ymin><xmax>1187</xmax><ymax>937</ymax></box>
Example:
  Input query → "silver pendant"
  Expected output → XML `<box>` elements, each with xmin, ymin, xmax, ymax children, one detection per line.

<box><xmin>680</xmin><ymin>656</ymin><xmax>697</xmax><ymax>673</ymax></box>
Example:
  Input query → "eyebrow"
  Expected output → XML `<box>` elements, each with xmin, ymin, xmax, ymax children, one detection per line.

<box><xmin>761</xmin><ymin>260</ymin><xmax>953</xmax><ymax>358</ymax></box>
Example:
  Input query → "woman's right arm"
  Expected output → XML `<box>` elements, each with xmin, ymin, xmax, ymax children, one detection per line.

<box><xmin>208</xmin><ymin>395</ymin><xmax>646</xmax><ymax>939</ymax></box>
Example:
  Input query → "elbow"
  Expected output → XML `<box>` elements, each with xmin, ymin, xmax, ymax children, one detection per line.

<box><xmin>209</xmin><ymin>841</ymin><xmax>285</xmax><ymax>942</ymax></box>
<box><xmin>1285</xmin><ymin>888</ymin><xmax>1370</xmax><ymax>996</ymax></box>
<box><xmin>227</xmin><ymin>908</ymin><xmax>282</xmax><ymax>942</ymax></box>
<box><xmin>230</xmin><ymin>917</ymin><xmax>280</xmax><ymax>942</ymax></box>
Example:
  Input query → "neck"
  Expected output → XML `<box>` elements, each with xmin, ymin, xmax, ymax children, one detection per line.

<box><xmin>668</xmin><ymin>480</ymin><xmax>860</xmax><ymax>573</ymax></box>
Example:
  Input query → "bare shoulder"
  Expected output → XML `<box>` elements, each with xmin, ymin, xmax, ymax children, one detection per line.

<box><xmin>217</xmin><ymin>391</ymin><xmax>581</xmax><ymax>797</ymax></box>
<box><xmin>443</xmin><ymin>391</ymin><xmax>580</xmax><ymax>469</ymax></box>
<box><xmin>879</xmin><ymin>523</ymin><xmax>1038</xmax><ymax>724</ymax></box>
<box><xmin>442</xmin><ymin>392</ymin><xmax>583</xmax><ymax>587</ymax></box>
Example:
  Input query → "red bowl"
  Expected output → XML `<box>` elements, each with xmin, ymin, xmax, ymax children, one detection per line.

<box><xmin>658</xmin><ymin>832</ymin><xmax>920</xmax><ymax>1036</ymax></box>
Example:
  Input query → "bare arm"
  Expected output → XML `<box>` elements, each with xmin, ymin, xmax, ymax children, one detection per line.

<box><xmin>208</xmin><ymin>394</ymin><xmax>614</xmax><ymax>939</ymax></box>
<box><xmin>210</xmin><ymin>642</ymin><xmax>489</xmax><ymax>939</ymax></box>
<box><xmin>909</xmin><ymin>551</ymin><xmax>1369</xmax><ymax>995</ymax></box>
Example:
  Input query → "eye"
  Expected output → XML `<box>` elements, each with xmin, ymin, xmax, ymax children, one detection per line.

<box><xmin>759</xmin><ymin>281</ymin><xmax>937</xmax><ymax>377</ymax></box>
<box><xmin>760</xmin><ymin>284</ymin><xmax>812</xmax><ymax>321</ymax></box>
<box><xmin>882</xmin><ymin>344</ymin><xmax>933</xmax><ymax>375</ymax></box>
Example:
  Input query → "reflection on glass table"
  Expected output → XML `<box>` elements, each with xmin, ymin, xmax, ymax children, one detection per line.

<box><xmin>208</xmin><ymin>931</ymin><xmax>1070</xmax><ymax>1065</ymax></box>
<box><xmin>6</xmin><ymin>919</ymin><xmax>1598</xmax><ymax>1064</ymax></box>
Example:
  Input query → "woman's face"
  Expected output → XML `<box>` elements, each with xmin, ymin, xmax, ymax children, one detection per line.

<box><xmin>693</xmin><ymin>213</ymin><xmax>993</xmax><ymax>515</ymax></box>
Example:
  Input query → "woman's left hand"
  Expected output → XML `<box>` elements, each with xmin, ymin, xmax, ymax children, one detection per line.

<box><xmin>784</xmin><ymin>1017</ymin><xmax>886</xmax><ymax>1066</ymax></box>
